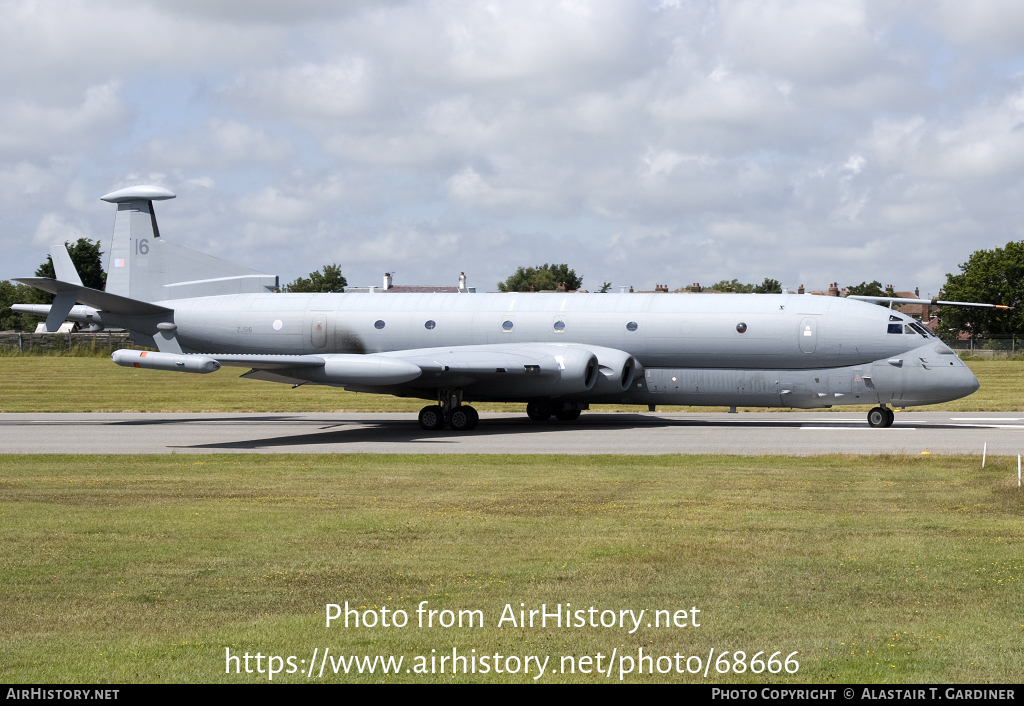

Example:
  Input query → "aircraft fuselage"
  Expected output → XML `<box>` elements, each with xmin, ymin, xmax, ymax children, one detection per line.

<box><xmin>121</xmin><ymin>290</ymin><xmax>977</xmax><ymax>409</ymax></box>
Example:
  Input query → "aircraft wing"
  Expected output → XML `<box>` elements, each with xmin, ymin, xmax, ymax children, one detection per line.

<box><xmin>848</xmin><ymin>295</ymin><xmax>1010</xmax><ymax>309</ymax></box>
<box><xmin>111</xmin><ymin>342</ymin><xmax>636</xmax><ymax>399</ymax></box>
<box><xmin>378</xmin><ymin>346</ymin><xmax>561</xmax><ymax>377</ymax></box>
<box><xmin>208</xmin><ymin>354</ymin><xmax>327</xmax><ymax>370</ymax></box>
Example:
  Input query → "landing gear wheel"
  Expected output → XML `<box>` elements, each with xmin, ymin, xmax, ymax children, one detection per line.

<box><xmin>466</xmin><ymin>406</ymin><xmax>479</xmax><ymax>430</ymax></box>
<box><xmin>884</xmin><ymin>408</ymin><xmax>895</xmax><ymax>427</ymax></box>
<box><xmin>555</xmin><ymin>409</ymin><xmax>582</xmax><ymax>421</ymax></box>
<box><xmin>418</xmin><ymin>405</ymin><xmax>446</xmax><ymax>431</ymax></box>
<box><xmin>867</xmin><ymin>407</ymin><xmax>887</xmax><ymax>428</ymax></box>
<box><xmin>526</xmin><ymin>401</ymin><xmax>552</xmax><ymax>421</ymax></box>
<box><xmin>448</xmin><ymin>406</ymin><xmax>476</xmax><ymax>432</ymax></box>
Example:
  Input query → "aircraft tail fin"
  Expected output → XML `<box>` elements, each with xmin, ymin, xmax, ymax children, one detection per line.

<box><xmin>100</xmin><ymin>185</ymin><xmax>279</xmax><ymax>302</ymax></box>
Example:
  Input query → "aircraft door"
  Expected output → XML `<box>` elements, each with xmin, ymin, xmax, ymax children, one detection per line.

<box><xmin>309</xmin><ymin>312</ymin><xmax>329</xmax><ymax>349</ymax></box>
<box><xmin>798</xmin><ymin>317</ymin><xmax>818</xmax><ymax>353</ymax></box>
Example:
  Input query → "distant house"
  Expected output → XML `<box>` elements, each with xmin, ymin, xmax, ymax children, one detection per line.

<box><xmin>346</xmin><ymin>272</ymin><xmax>475</xmax><ymax>294</ymax></box>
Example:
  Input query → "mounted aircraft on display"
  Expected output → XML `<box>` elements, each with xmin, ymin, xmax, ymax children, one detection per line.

<box><xmin>13</xmin><ymin>186</ymin><xmax>993</xmax><ymax>431</ymax></box>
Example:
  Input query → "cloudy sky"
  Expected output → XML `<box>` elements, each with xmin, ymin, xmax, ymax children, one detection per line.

<box><xmin>3</xmin><ymin>0</ymin><xmax>1024</xmax><ymax>295</ymax></box>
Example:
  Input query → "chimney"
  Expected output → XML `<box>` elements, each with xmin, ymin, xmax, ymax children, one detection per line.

<box><xmin>459</xmin><ymin>272</ymin><xmax>467</xmax><ymax>292</ymax></box>
<box><xmin>556</xmin><ymin>282</ymin><xmax>566</xmax><ymax>293</ymax></box>
<box><xmin>828</xmin><ymin>282</ymin><xmax>839</xmax><ymax>297</ymax></box>
<box><xmin>383</xmin><ymin>272</ymin><xmax>393</xmax><ymax>290</ymax></box>
<box><xmin>798</xmin><ymin>284</ymin><xmax>805</xmax><ymax>294</ymax></box>
<box><xmin>529</xmin><ymin>283</ymin><xmax>536</xmax><ymax>292</ymax></box>
<box><xmin>915</xmin><ymin>287</ymin><xmax>919</xmax><ymax>297</ymax></box>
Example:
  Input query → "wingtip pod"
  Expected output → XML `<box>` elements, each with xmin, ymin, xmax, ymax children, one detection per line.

<box><xmin>111</xmin><ymin>349</ymin><xmax>220</xmax><ymax>374</ymax></box>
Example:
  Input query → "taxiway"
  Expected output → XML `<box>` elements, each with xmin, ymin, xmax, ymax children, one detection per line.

<box><xmin>2</xmin><ymin>411</ymin><xmax>1023</xmax><ymax>455</ymax></box>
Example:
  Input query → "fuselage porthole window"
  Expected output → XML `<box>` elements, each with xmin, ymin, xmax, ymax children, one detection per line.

<box><xmin>887</xmin><ymin>323</ymin><xmax>903</xmax><ymax>334</ymax></box>
<box><xmin>736</xmin><ymin>322</ymin><xmax>747</xmax><ymax>334</ymax></box>
<box><xmin>553</xmin><ymin>320</ymin><xmax>566</xmax><ymax>331</ymax></box>
<box><xmin>502</xmin><ymin>320</ymin><xmax>514</xmax><ymax>331</ymax></box>
<box><xmin>626</xmin><ymin>321</ymin><xmax>638</xmax><ymax>332</ymax></box>
<box><xmin>424</xmin><ymin>320</ymin><xmax>436</xmax><ymax>330</ymax></box>
<box><xmin>374</xmin><ymin>320</ymin><xmax>385</xmax><ymax>330</ymax></box>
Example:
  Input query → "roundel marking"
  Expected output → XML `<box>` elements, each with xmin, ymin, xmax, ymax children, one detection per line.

<box><xmin>272</xmin><ymin>319</ymin><xmax>283</xmax><ymax>331</ymax></box>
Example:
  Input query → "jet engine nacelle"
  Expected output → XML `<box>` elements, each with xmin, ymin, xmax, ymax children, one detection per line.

<box><xmin>550</xmin><ymin>345</ymin><xmax>600</xmax><ymax>393</ymax></box>
<box><xmin>573</xmin><ymin>344</ymin><xmax>639</xmax><ymax>394</ymax></box>
<box><xmin>112</xmin><ymin>349</ymin><xmax>220</xmax><ymax>374</ymax></box>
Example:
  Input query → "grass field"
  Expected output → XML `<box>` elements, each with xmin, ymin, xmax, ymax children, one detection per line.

<box><xmin>1</xmin><ymin>355</ymin><xmax>1022</xmax><ymax>413</ymax></box>
<box><xmin>1</xmin><ymin>453</ymin><xmax>1021</xmax><ymax>683</ymax></box>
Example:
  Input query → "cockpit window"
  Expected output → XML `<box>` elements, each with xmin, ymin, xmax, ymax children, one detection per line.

<box><xmin>887</xmin><ymin>323</ymin><xmax>903</xmax><ymax>334</ymax></box>
<box><xmin>908</xmin><ymin>322</ymin><xmax>932</xmax><ymax>337</ymax></box>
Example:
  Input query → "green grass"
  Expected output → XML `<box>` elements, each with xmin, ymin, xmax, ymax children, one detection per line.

<box><xmin>1</xmin><ymin>453</ymin><xmax>1021</xmax><ymax>683</ymax></box>
<box><xmin>2</xmin><ymin>356</ymin><xmax>1024</xmax><ymax>413</ymax></box>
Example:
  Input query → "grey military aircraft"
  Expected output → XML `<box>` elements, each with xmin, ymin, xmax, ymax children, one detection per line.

<box><xmin>13</xmin><ymin>185</ymin><xmax>988</xmax><ymax>431</ymax></box>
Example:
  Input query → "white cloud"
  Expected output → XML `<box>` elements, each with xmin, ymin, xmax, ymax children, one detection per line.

<box><xmin>3</xmin><ymin>0</ymin><xmax>1024</xmax><ymax>295</ymax></box>
<box><xmin>0</xmin><ymin>82</ymin><xmax>127</xmax><ymax>160</ymax></box>
<box><xmin>139</xmin><ymin>119</ymin><xmax>294</xmax><ymax>168</ymax></box>
<box><xmin>32</xmin><ymin>213</ymin><xmax>95</xmax><ymax>247</ymax></box>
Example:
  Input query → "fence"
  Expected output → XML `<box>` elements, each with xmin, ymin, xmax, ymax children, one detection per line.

<box><xmin>941</xmin><ymin>335</ymin><xmax>1024</xmax><ymax>357</ymax></box>
<box><xmin>0</xmin><ymin>331</ymin><xmax>131</xmax><ymax>353</ymax></box>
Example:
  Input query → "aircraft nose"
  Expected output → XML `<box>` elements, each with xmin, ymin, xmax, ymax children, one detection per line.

<box><xmin>961</xmin><ymin>365</ymin><xmax>981</xmax><ymax>396</ymax></box>
<box><xmin>945</xmin><ymin>361</ymin><xmax>980</xmax><ymax>400</ymax></box>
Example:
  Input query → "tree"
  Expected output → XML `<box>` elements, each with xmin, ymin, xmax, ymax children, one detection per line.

<box><xmin>0</xmin><ymin>280</ymin><xmax>40</xmax><ymax>331</ymax></box>
<box><xmin>709</xmin><ymin>278</ymin><xmax>756</xmax><ymax>293</ymax></box>
<box><xmin>598</xmin><ymin>281</ymin><xmax>612</xmax><ymax>293</ymax></box>
<box><xmin>497</xmin><ymin>264</ymin><xmax>583</xmax><ymax>292</ymax></box>
<box><xmin>753</xmin><ymin>277</ymin><xmax>782</xmax><ymax>294</ymax></box>
<box><xmin>284</xmin><ymin>264</ymin><xmax>347</xmax><ymax>293</ymax></box>
<box><xmin>846</xmin><ymin>280</ymin><xmax>885</xmax><ymax>297</ymax></box>
<box><xmin>935</xmin><ymin>241</ymin><xmax>1024</xmax><ymax>339</ymax></box>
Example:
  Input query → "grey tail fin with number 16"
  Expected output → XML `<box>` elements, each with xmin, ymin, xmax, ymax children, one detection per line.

<box><xmin>100</xmin><ymin>185</ymin><xmax>279</xmax><ymax>303</ymax></box>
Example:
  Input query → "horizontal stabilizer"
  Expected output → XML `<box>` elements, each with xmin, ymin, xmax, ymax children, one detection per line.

<box><xmin>50</xmin><ymin>244</ymin><xmax>83</xmax><ymax>287</ymax></box>
<box><xmin>15</xmin><ymin>278</ymin><xmax>171</xmax><ymax>317</ymax></box>
<box><xmin>848</xmin><ymin>295</ymin><xmax>1010</xmax><ymax>309</ymax></box>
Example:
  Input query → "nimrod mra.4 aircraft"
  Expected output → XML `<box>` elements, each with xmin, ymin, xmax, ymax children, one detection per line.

<box><xmin>14</xmin><ymin>185</ymin><xmax>996</xmax><ymax>431</ymax></box>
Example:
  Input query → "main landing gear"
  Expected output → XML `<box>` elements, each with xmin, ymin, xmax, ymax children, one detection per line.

<box><xmin>867</xmin><ymin>405</ymin><xmax>895</xmax><ymax>428</ymax></box>
<box><xmin>526</xmin><ymin>401</ymin><xmax>584</xmax><ymax>422</ymax></box>
<box><xmin>418</xmin><ymin>389</ymin><xmax>479</xmax><ymax>432</ymax></box>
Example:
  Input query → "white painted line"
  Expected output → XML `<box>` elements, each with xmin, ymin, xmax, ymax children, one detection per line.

<box><xmin>952</xmin><ymin>424</ymin><xmax>1024</xmax><ymax>429</ymax></box>
<box><xmin>950</xmin><ymin>417</ymin><xmax>1023</xmax><ymax>421</ymax></box>
<box><xmin>801</xmin><ymin>426</ymin><xmax>916</xmax><ymax>430</ymax></box>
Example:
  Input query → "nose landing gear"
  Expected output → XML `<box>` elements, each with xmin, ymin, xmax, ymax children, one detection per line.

<box><xmin>867</xmin><ymin>405</ymin><xmax>895</xmax><ymax>428</ymax></box>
